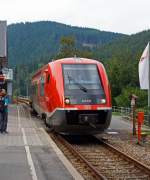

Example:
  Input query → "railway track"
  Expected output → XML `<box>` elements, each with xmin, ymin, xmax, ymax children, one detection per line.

<box><xmin>50</xmin><ymin>133</ymin><xmax>150</xmax><ymax>180</ymax></box>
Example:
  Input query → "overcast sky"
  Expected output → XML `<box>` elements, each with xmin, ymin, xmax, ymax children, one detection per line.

<box><xmin>0</xmin><ymin>0</ymin><xmax>150</xmax><ymax>35</ymax></box>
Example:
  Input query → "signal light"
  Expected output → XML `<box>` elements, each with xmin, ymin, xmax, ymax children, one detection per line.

<box><xmin>101</xmin><ymin>99</ymin><xmax>106</xmax><ymax>104</ymax></box>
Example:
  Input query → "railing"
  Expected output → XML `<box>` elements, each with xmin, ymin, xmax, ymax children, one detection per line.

<box><xmin>113</xmin><ymin>106</ymin><xmax>131</xmax><ymax>116</ymax></box>
<box><xmin>143</xmin><ymin>115</ymin><xmax>150</xmax><ymax>127</ymax></box>
<box><xmin>17</xmin><ymin>95</ymin><xmax>31</xmax><ymax>105</ymax></box>
<box><xmin>112</xmin><ymin>106</ymin><xmax>150</xmax><ymax>127</ymax></box>
<box><xmin>18</xmin><ymin>95</ymin><xmax>30</xmax><ymax>100</ymax></box>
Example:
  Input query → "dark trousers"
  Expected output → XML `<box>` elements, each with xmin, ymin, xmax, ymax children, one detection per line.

<box><xmin>0</xmin><ymin>111</ymin><xmax>8</xmax><ymax>132</ymax></box>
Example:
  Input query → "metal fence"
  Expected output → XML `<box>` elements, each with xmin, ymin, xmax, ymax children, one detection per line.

<box><xmin>112</xmin><ymin>106</ymin><xmax>150</xmax><ymax>127</ymax></box>
<box><xmin>113</xmin><ymin>106</ymin><xmax>131</xmax><ymax>116</ymax></box>
<box><xmin>17</xmin><ymin>95</ymin><xmax>31</xmax><ymax>105</ymax></box>
<box><xmin>143</xmin><ymin>115</ymin><xmax>150</xmax><ymax>126</ymax></box>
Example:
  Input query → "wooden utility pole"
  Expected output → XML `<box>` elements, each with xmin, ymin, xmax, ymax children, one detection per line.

<box><xmin>130</xmin><ymin>94</ymin><xmax>138</xmax><ymax>135</ymax></box>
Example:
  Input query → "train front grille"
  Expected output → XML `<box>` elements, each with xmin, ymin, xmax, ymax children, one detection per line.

<box><xmin>66</xmin><ymin>110</ymin><xmax>108</xmax><ymax>125</ymax></box>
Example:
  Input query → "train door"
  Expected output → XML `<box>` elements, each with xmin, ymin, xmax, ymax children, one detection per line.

<box><xmin>39</xmin><ymin>74</ymin><xmax>47</xmax><ymax>111</ymax></box>
<box><xmin>44</xmin><ymin>70</ymin><xmax>53</xmax><ymax>112</ymax></box>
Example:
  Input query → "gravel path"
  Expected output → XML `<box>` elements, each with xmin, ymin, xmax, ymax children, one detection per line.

<box><xmin>98</xmin><ymin>130</ymin><xmax>150</xmax><ymax>168</ymax></box>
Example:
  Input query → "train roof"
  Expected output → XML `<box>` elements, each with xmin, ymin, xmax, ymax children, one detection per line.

<box><xmin>49</xmin><ymin>57</ymin><xmax>102</xmax><ymax>65</ymax></box>
<box><xmin>32</xmin><ymin>57</ymin><xmax>103</xmax><ymax>80</ymax></box>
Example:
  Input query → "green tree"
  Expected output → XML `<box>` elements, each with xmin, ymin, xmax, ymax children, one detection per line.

<box><xmin>56</xmin><ymin>36</ymin><xmax>76</xmax><ymax>58</ymax></box>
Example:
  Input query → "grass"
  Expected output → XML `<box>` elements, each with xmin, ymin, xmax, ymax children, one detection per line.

<box><xmin>141</xmin><ymin>130</ymin><xmax>150</xmax><ymax>135</ymax></box>
<box><xmin>112</xmin><ymin>112</ymin><xmax>121</xmax><ymax>116</ymax></box>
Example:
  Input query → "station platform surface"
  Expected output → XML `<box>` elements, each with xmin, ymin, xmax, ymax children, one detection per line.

<box><xmin>0</xmin><ymin>104</ymin><xmax>83</xmax><ymax>180</ymax></box>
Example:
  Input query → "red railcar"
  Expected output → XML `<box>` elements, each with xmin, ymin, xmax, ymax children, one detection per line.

<box><xmin>31</xmin><ymin>57</ymin><xmax>112</xmax><ymax>134</ymax></box>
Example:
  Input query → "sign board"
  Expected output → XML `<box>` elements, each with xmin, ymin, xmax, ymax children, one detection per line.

<box><xmin>2</xmin><ymin>68</ymin><xmax>13</xmax><ymax>80</ymax></box>
<box><xmin>0</xmin><ymin>21</ymin><xmax>7</xmax><ymax>57</ymax></box>
<box><xmin>131</xmin><ymin>98</ymin><xmax>136</xmax><ymax>106</ymax></box>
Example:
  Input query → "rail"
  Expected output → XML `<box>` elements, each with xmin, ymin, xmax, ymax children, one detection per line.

<box><xmin>99</xmin><ymin>138</ymin><xmax>150</xmax><ymax>175</ymax></box>
<box><xmin>50</xmin><ymin>133</ymin><xmax>107</xmax><ymax>180</ymax></box>
<box><xmin>50</xmin><ymin>133</ymin><xmax>150</xmax><ymax>179</ymax></box>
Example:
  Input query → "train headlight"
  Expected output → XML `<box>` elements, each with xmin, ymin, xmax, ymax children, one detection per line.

<box><xmin>65</xmin><ymin>98</ymin><xmax>70</xmax><ymax>104</ymax></box>
<box><xmin>101</xmin><ymin>99</ymin><xmax>106</xmax><ymax>104</ymax></box>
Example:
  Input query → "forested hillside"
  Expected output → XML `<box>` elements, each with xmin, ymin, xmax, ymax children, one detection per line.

<box><xmin>95</xmin><ymin>30</ymin><xmax>150</xmax><ymax>108</ymax></box>
<box><xmin>8</xmin><ymin>21</ymin><xmax>125</xmax><ymax>66</ymax></box>
<box><xmin>9</xmin><ymin>21</ymin><xmax>150</xmax><ymax>108</ymax></box>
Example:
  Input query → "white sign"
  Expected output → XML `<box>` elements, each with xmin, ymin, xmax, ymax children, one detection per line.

<box><xmin>131</xmin><ymin>99</ymin><xmax>135</xmax><ymax>106</ymax></box>
<box><xmin>2</xmin><ymin>68</ymin><xmax>13</xmax><ymax>80</ymax></box>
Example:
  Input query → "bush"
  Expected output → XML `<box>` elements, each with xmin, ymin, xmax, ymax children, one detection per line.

<box><xmin>115</xmin><ymin>87</ymin><xmax>147</xmax><ymax>108</ymax></box>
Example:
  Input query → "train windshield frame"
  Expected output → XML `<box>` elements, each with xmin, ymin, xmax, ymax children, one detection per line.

<box><xmin>62</xmin><ymin>64</ymin><xmax>104</xmax><ymax>93</ymax></box>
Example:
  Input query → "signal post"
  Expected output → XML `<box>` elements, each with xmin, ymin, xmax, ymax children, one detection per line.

<box><xmin>130</xmin><ymin>94</ymin><xmax>138</xmax><ymax>135</ymax></box>
<box><xmin>137</xmin><ymin>112</ymin><xmax>144</xmax><ymax>144</ymax></box>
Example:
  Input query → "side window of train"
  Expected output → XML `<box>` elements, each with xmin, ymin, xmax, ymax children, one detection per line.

<box><xmin>40</xmin><ymin>76</ymin><xmax>45</xmax><ymax>96</ymax></box>
<box><xmin>35</xmin><ymin>84</ymin><xmax>38</xmax><ymax>95</ymax></box>
<box><xmin>47</xmin><ymin>74</ymin><xmax>50</xmax><ymax>83</ymax></box>
<box><xmin>32</xmin><ymin>84</ymin><xmax>37</xmax><ymax>95</ymax></box>
<box><xmin>33</xmin><ymin>85</ymin><xmax>36</xmax><ymax>95</ymax></box>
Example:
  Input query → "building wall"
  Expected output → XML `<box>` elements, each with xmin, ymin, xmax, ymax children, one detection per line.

<box><xmin>0</xmin><ymin>21</ymin><xmax>7</xmax><ymax>57</ymax></box>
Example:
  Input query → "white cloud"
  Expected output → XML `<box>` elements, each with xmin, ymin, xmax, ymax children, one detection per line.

<box><xmin>0</xmin><ymin>0</ymin><xmax>150</xmax><ymax>34</ymax></box>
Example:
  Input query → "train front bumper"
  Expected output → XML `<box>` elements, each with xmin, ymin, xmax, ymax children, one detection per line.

<box><xmin>46</xmin><ymin>108</ymin><xmax>112</xmax><ymax>135</ymax></box>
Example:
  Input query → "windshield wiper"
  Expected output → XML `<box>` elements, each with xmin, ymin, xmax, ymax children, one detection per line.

<box><xmin>67</xmin><ymin>74</ymin><xmax>88</xmax><ymax>93</ymax></box>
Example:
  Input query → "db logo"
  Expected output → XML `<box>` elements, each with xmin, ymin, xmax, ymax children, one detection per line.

<box><xmin>82</xmin><ymin>99</ymin><xmax>91</xmax><ymax>103</ymax></box>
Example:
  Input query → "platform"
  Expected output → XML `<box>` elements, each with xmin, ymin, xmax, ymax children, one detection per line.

<box><xmin>0</xmin><ymin>104</ymin><xmax>83</xmax><ymax>180</ymax></box>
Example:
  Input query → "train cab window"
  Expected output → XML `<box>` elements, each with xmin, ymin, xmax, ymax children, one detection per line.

<box><xmin>35</xmin><ymin>84</ymin><xmax>38</xmax><ymax>95</ymax></box>
<box><xmin>31</xmin><ymin>85</ymin><xmax>33</xmax><ymax>95</ymax></box>
<box><xmin>31</xmin><ymin>83</ymin><xmax>38</xmax><ymax>95</ymax></box>
<box><xmin>40</xmin><ymin>76</ymin><xmax>45</xmax><ymax>96</ymax></box>
<box><xmin>63</xmin><ymin>64</ymin><xmax>104</xmax><ymax>92</ymax></box>
<box><xmin>62</xmin><ymin>64</ymin><xmax>106</xmax><ymax>104</ymax></box>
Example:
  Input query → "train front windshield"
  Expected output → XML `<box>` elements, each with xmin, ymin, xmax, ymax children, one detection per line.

<box><xmin>63</xmin><ymin>64</ymin><xmax>106</xmax><ymax>105</ymax></box>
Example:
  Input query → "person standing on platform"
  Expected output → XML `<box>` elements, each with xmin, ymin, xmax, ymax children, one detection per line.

<box><xmin>0</xmin><ymin>88</ymin><xmax>5</xmax><ymax>133</ymax></box>
<box><xmin>0</xmin><ymin>89</ymin><xmax>9</xmax><ymax>133</ymax></box>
